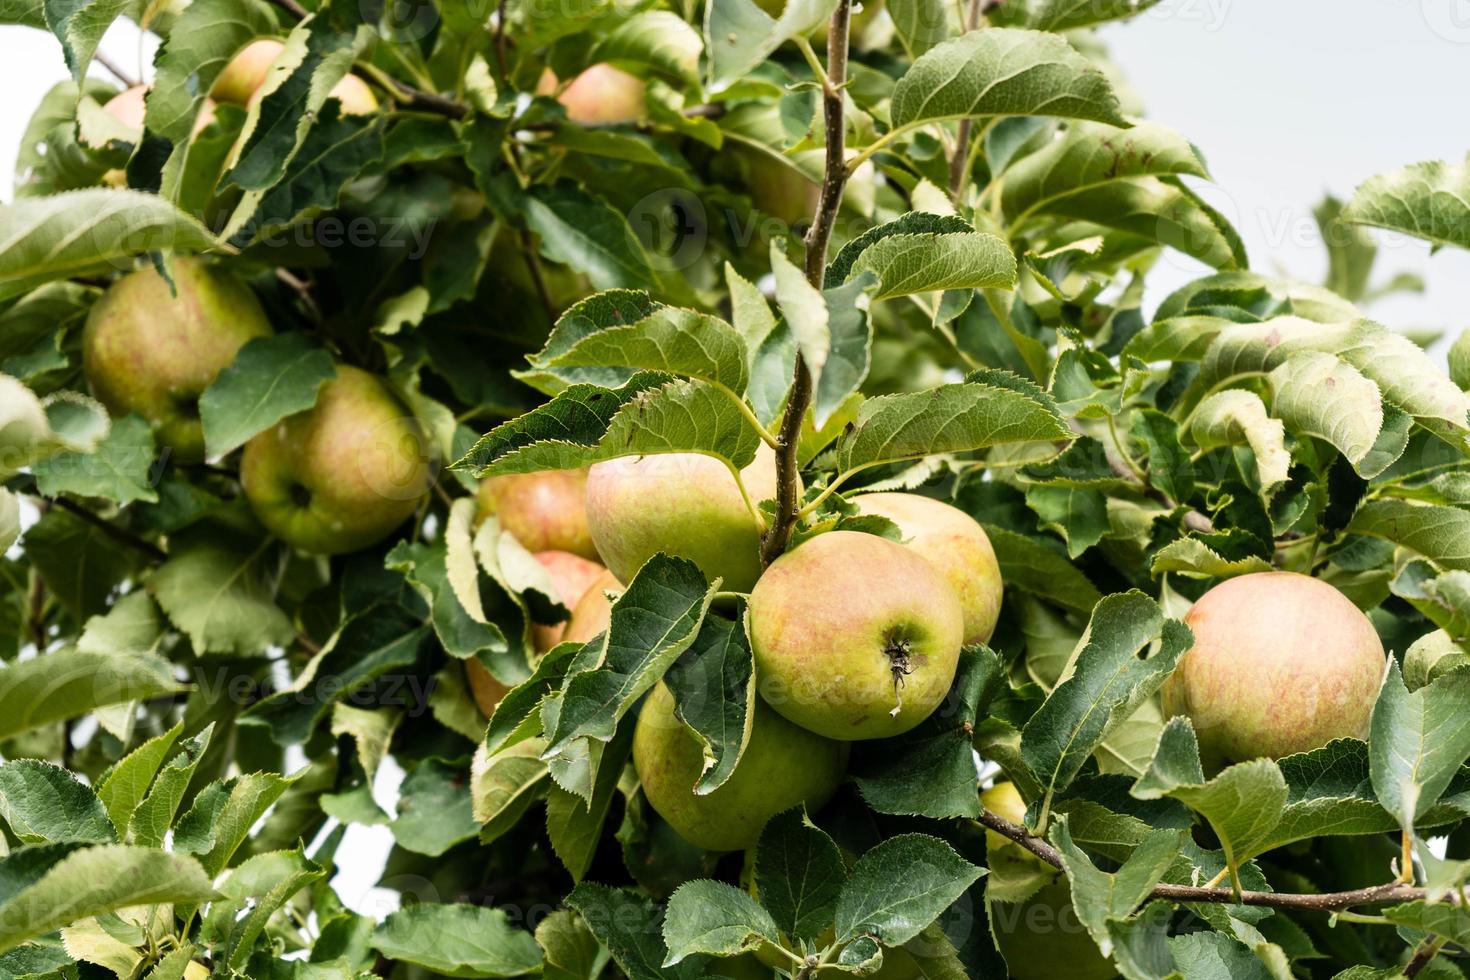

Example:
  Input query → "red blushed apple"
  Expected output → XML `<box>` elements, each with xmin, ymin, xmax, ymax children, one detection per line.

<box><xmin>83</xmin><ymin>258</ymin><xmax>273</xmax><ymax>461</ymax></box>
<box><xmin>240</xmin><ymin>365</ymin><xmax>431</xmax><ymax>555</ymax></box>
<box><xmin>217</xmin><ymin>38</ymin><xmax>378</xmax><ymax>114</ymax></box>
<box><xmin>1161</xmin><ymin>571</ymin><xmax>1387</xmax><ymax>765</ymax></box>
<box><xmin>563</xmin><ymin>569</ymin><xmax>623</xmax><ymax>646</ymax></box>
<box><xmin>854</xmin><ymin>492</ymin><xmax>1004</xmax><ymax>645</ymax></box>
<box><xmin>477</xmin><ymin>469</ymin><xmax>598</xmax><ymax>561</ymax></box>
<box><xmin>537</xmin><ymin>64</ymin><xmax>645</xmax><ymax>125</ymax></box>
<box><xmin>749</xmin><ymin>530</ymin><xmax>964</xmax><ymax>740</ymax></box>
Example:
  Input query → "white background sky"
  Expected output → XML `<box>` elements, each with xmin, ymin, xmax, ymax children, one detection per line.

<box><xmin>1</xmin><ymin>0</ymin><xmax>1467</xmax><ymax>917</ymax></box>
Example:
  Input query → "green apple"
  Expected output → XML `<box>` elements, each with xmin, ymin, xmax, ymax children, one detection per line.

<box><xmin>537</xmin><ymin>64</ymin><xmax>645</xmax><ymax>125</ymax></box>
<box><xmin>982</xmin><ymin>782</ymin><xmax>1116</xmax><ymax>980</ymax></box>
<box><xmin>1161</xmin><ymin>571</ymin><xmax>1386</xmax><ymax>765</ymax></box>
<box><xmin>240</xmin><ymin>365</ymin><xmax>431</xmax><ymax>554</ymax></box>
<box><xmin>633</xmin><ymin>680</ymin><xmax>848</xmax><ymax>852</ymax></box>
<box><xmin>854</xmin><ymin>492</ymin><xmax>1003</xmax><ymax>645</ymax></box>
<box><xmin>83</xmin><ymin>258</ymin><xmax>273</xmax><ymax>461</ymax></box>
<box><xmin>477</xmin><ymin>469</ymin><xmax>598</xmax><ymax>560</ymax></box>
<box><xmin>748</xmin><ymin>530</ymin><xmax>964</xmax><ymax>740</ymax></box>
<box><xmin>212</xmin><ymin>39</ymin><xmax>283</xmax><ymax>105</ymax></box>
<box><xmin>586</xmin><ymin>445</ymin><xmax>779</xmax><ymax>592</ymax></box>
<box><xmin>563</xmin><ymin>569</ymin><xmax>623</xmax><ymax>646</ymax></box>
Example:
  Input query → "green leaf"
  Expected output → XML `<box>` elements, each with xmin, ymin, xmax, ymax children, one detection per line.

<box><xmin>149</xmin><ymin>534</ymin><xmax>294</xmax><ymax>656</ymax></box>
<box><xmin>990</xmin><ymin>0</ymin><xmax>1163</xmax><ymax>29</ymax></box>
<box><xmin>24</xmin><ymin>505</ymin><xmax>136</xmax><ymax>621</ymax></box>
<box><xmin>1150</xmin><ymin>537</ymin><xmax>1273</xmax><ymax>579</ymax></box>
<box><xmin>849</xmin><ymin>230</ymin><xmax>1016</xmax><ymax>300</ymax></box>
<box><xmin>128</xmin><ymin>725</ymin><xmax>213</xmax><ymax>847</ymax></box>
<box><xmin>755</xmin><ymin>807</ymin><xmax>847</xmax><ymax>944</ymax></box>
<box><xmin>1049</xmin><ymin>817</ymin><xmax>1182</xmax><ymax>956</ymax></box>
<box><xmin>536</xmin><ymin>909</ymin><xmax>607</xmax><ymax>980</ymax></box>
<box><xmin>42</xmin><ymin>0</ymin><xmax>133</xmax><ymax>83</ymax></box>
<box><xmin>0</xmin><ymin>760</ymin><xmax>114</xmax><ymax>844</ymax></box>
<box><xmin>534</xmin><ymin>305</ymin><xmax>749</xmax><ymax>395</ymax></box>
<box><xmin>0</xmin><ymin>190</ymin><xmax>216</xmax><ymax>300</ymax></box>
<box><xmin>1266</xmin><ymin>351</ymin><xmax>1383</xmax><ymax>469</ymax></box>
<box><xmin>223</xmin><ymin>18</ymin><xmax>367</xmax><ymax>192</ymax></box>
<box><xmin>770</xmin><ymin>240</ymin><xmax>830</xmax><ymax>384</ymax></box>
<box><xmin>886</xmin><ymin>0</ymin><xmax>951</xmax><ymax>55</ymax></box>
<box><xmin>662</xmin><ymin>879</ymin><xmax>779</xmax><ymax>965</ymax></box>
<box><xmin>1405</xmin><ymin>629</ymin><xmax>1470</xmax><ymax>691</ymax></box>
<box><xmin>1025</xmin><ymin>484</ymin><xmax>1108</xmax><ymax>558</ymax></box>
<box><xmin>0</xmin><ymin>845</ymin><xmax>216</xmax><ymax>955</ymax></box>
<box><xmin>833</xmin><ymin>834</ymin><xmax>984</xmax><ymax>945</ymax></box>
<box><xmin>543</xmin><ymin>555</ymin><xmax>715</xmax><ymax>798</ymax></box>
<box><xmin>145</xmin><ymin>0</ymin><xmax>279</xmax><ymax>142</ymax></box>
<box><xmin>200</xmin><ymin>849</ymin><xmax>324</xmax><ymax>971</ymax></box>
<box><xmin>592</xmin><ymin>10</ymin><xmax>702</xmax><ymax>87</ymax></box>
<box><xmin>1167</xmin><ymin>931</ymin><xmax>1276</xmax><ymax>980</ymax></box>
<box><xmin>827</xmin><ymin>380</ymin><xmax>1069</xmax><ymax>474</ymax></box>
<box><xmin>814</xmin><ymin>275</ymin><xmax>874</xmax><ymax>428</ymax></box>
<box><xmin>0</xmin><ymin>648</ymin><xmax>181</xmax><ymax>741</ymax></box>
<box><xmin>32</xmin><ymin>414</ymin><xmax>157</xmax><ymax>505</ymax></box>
<box><xmin>173</xmin><ymin>772</ymin><xmax>294</xmax><ymax>876</ymax></box>
<box><xmin>225</xmin><ymin>103</ymin><xmax>387</xmax><ymax>246</ymax></box>
<box><xmin>1369</xmin><ymin>660</ymin><xmax>1470</xmax><ymax>838</ymax></box>
<box><xmin>523</xmin><ymin>184</ymin><xmax>660</xmax><ymax>292</ymax></box>
<box><xmin>1188</xmin><ymin>389</ymin><xmax>1290</xmax><ymax>488</ymax></box>
<box><xmin>890</xmin><ymin>28</ymin><xmax>1127</xmax><ymax>131</ymax></box>
<box><xmin>705</xmin><ymin>0</ymin><xmax>836</xmax><ymax>87</ymax></box>
<box><xmin>1001</xmin><ymin>121</ymin><xmax>1209</xmax><ymax>226</ymax></box>
<box><xmin>980</xmin><ymin>524</ymin><xmax>1102</xmax><ymax>614</ymax></box>
<box><xmin>567</xmin><ymin>882</ymin><xmax>706</xmax><ymax>979</ymax></box>
<box><xmin>471</xmin><ymin>739</ymin><xmax>550</xmax><ymax>842</ymax></box>
<box><xmin>851</xmin><ymin>646</ymin><xmax>1003</xmax><ymax>818</ymax></box>
<box><xmin>1342</xmin><ymin>157</ymin><xmax>1470</xmax><ymax>252</ymax></box>
<box><xmin>545</xmin><ymin>720</ymin><xmax>633</xmax><ymax>881</ymax></box>
<box><xmin>1347</xmin><ymin>500</ymin><xmax>1470</xmax><ymax>572</ymax></box>
<box><xmin>199</xmin><ymin>332</ymin><xmax>336</xmax><ymax>460</ymax></box>
<box><xmin>1020</xmin><ymin>591</ymin><xmax>1191</xmax><ymax>819</ymax></box>
<box><xmin>1381</xmin><ymin>901</ymin><xmax>1470</xmax><ymax>951</ymax></box>
<box><xmin>662</xmin><ymin>611</ymin><xmax>755</xmax><ymax>794</ymax></box>
<box><xmin>1184</xmin><ymin>316</ymin><xmax>1470</xmax><ymax>429</ymax></box>
<box><xmin>473</xmin><ymin>379</ymin><xmax>763</xmax><ymax>479</ymax></box>
<box><xmin>391</xmin><ymin>758</ymin><xmax>479</xmax><ymax>857</ymax></box>
<box><xmin>1132</xmin><ymin>717</ymin><xmax>1288</xmax><ymax>887</ymax></box>
<box><xmin>371</xmin><ymin>904</ymin><xmax>543</xmax><ymax>978</ymax></box>
<box><xmin>94</xmin><ymin>721</ymin><xmax>183</xmax><ymax>835</ymax></box>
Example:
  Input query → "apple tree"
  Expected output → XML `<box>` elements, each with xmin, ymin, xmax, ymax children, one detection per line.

<box><xmin>2</xmin><ymin>0</ymin><xmax>1470</xmax><ymax>976</ymax></box>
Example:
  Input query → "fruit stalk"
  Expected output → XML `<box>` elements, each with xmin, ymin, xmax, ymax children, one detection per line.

<box><xmin>762</xmin><ymin>0</ymin><xmax>853</xmax><ymax>567</ymax></box>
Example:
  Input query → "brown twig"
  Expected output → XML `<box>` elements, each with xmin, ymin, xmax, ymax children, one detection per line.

<box><xmin>1404</xmin><ymin>937</ymin><xmax>1447</xmax><ymax>978</ymax></box>
<box><xmin>494</xmin><ymin>0</ymin><xmax>510</xmax><ymax>82</ymax></box>
<box><xmin>52</xmin><ymin>497</ymin><xmax>169</xmax><ymax>564</ymax></box>
<box><xmin>759</xmin><ymin>0</ymin><xmax>853</xmax><ymax>568</ymax></box>
<box><xmin>93</xmin><ymin>51</ymin><xmax>138</xmax><ymax>89</ymax></box>
<box><xmin>976</xmin><ymin>807</ymin><xmax>1437</xmax><ymax>912</ymax></box>
<box><xmin>947</xmin><ymin>0</ymin><xmax>985</xmax><ymax>195</ymax></box>
<box><xmin>275</xmin><ymin>268</ymin><xmax>323</xmax><ymax>322</ymax></box>
<box><xmin>266</xmin><ymin>0</ymin><xmax>309</xmax><ymax>19</ymax></box>
<box><xmin>681</xmin><ymin>103</ymin><xmax>726</xmax><ymax>120</ymax></box>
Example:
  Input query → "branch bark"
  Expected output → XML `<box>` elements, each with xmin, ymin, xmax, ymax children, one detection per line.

<box><xmin>947</xmin><ymin>0</ymin><xmax>986</xmax><ymax>195</ymax></box>
<box><xmin>760</xmin><ymin>0</ymin><xmax>853</xmax><ymax>567</ymax></box>
<box><xmin>976</xmin><ymin>807</ymin><xmax>1438</xmax><ymax>913</ymax></box>
<box><xmin>52</xmin><ymin>497</ymin><xmax>169</xmax><ymax>564</ymax></box>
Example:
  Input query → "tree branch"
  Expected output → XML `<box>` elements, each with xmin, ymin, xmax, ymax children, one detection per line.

<box><xmin>93</xmin><ymin>51</ymin><xmax>138</xmax><ymax>89</ymax></box>
<box><xmin>760</xmin><ymin>0</ymin><xmax>853</xmax><ymax>567</ymax></box>
<box><xmin>52</xmin><ymin>497</ymin><xmax>169</xmax><ymax>564</ymax></box>
<box><xmin>266</xmin><ymin>0</ymin><xmax>309</xmax><ymax>20</ymax></box>
<box><xmin>947</xmin><ymin>0</ymin><xmax>985</xmax><ymax>195</ymax></box>
<box><xmin>976</xmin><ymin>807</ymin><xmax>1439</xmax><ymax>912</ymax></box>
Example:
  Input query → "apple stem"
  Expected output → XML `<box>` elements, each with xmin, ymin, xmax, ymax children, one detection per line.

<box><xmin>760</xmin><ymin>0</ymin><xmax>854</xmax><ymax>569</ymax></box>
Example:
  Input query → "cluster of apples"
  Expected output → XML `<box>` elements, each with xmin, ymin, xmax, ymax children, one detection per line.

<box><xmin>83</xmin><ymin>258</ymin><xmax>431</xmax><ymax>553</ymax></box>
<box><xmin>469</xmin><ymin>450</ymin><xmax>1006</xmax><ymax>854</ymax></box>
